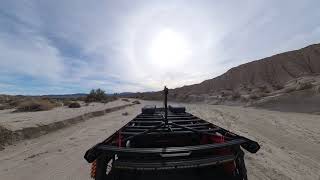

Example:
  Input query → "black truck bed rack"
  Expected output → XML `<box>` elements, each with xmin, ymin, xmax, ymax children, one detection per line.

<box><xmin>84</xmin><ymin>87</ymin><xmax>260</xmax><ymax>180</ymax></box>
<box><xmin>85</xmin><ymin>108</ymin><xmax>259</xmax><ymax>162</ymax></box>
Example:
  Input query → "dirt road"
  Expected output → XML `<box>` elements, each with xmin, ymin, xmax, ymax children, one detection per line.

<box><xmin>0</xmin><ymin>101</ymin><xmax>319</xmax><ymax>180</ymax></box>
<box><xmin>187</xmin><ymin>104</ymin><xmax>320</xmax><ymax>180</ymax></box>
<box><xmin>0</xmin><ymin>104</ymin><xmax>143</xmax><ymax>180</ymax></box>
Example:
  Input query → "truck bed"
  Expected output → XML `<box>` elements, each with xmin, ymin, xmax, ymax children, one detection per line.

<box><xmin>84</xmin><ymin>105</ymin><xmax>260</xmax><ymax>180</ymax></box>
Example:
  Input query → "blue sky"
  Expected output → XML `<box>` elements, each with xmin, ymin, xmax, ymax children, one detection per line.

<box><xmin>0</xmin><ymin>0</ymin><xmax>320</xmax><ymax>95</ymax></box>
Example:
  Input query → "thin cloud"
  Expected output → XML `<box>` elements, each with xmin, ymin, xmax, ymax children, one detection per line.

<box><xmin>0</xmin><ymin>0</ymin><xmax>319</xmax><ymax>94</ymax></box>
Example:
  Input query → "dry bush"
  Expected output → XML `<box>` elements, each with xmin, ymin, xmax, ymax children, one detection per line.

<box><xmin>68</xmin><ymin>102</ymin><xmax>81</xmax><ymax>108</ymax></box>
<box><xmin>258</xmin><ymin>86</ymin><xmax>271</xmax><ymax>93</ymax></box>
<box><xmin>85</xmin><ymin>89</ymin><xmax>107</xmax><ymax>103</ymax></box>
<box><xmin>264</xmin><ymin>89</ymin><xmax>271</xmax><ymax>93</ymax></box>
<box><xmin>132</xmin><ymin>100</ymin><xmax>141</xmax><ymax>104</ymax></box>
<box><xmin>85</xmin><ymin>88</ymin><xmax>118</xmax><ymax>103</ymax></box>
<box><xmin>249</xmin><ymin>94</ymin><xmax>259</xmax><ymax>100</ymax></box>
<box><xmin>0</xmin><ymin>95</ymin><xmax>9</xmax><ymax>104</ymax></box>
<box><xmin>314</xmin><ymin>85</ymin><xmax>320</xmax><ymax>94</ymax></box>
<box><xmin>284</xmin><ymin>86</ymin><xmax>296</xmax><ymax>93</ymax></box>
<box><xmin>296</xmin><ymin>81</ymin><xmax>313</xmax><ymax>91</ymax></box>
<box><xmin>16</xmin><ymin>99</ymin><xmax>58</xmax><ymax>112</ymax></box>
<box><xmin>251</xmin><ymin>88</ymin><xmax>261</xmax><ymax>94</ymax></box>
<box><xmin>260</xmin><ymin>92</ymin><xmax>268</xmax><ymax>97</ymax></box>
<box><xmin>0</xmin><ymin>95</ymin><xmax>30</xmax><ymax>109</ymax></box>
<box><xmin>0</xmin><ymin>103</ymin><xmax>14</xmax><ymax>110</ymax></box>
<box><xmin>101</xmin><ymin>96</ymin><xmax>118</xmax><ymax>104</ymax></box>
<box><xmin>273</xmin><ymin>84</ymin><xmax>284</xmax><ymax>90</ymax></box>
<box><xmin>240</xmin><ymin>95</ymin><xmax>250</xmax><ymax>102</ymax></box>
<box><xmin>122</xmin><ymin>112</ymin><xmax>129</xmax><ymax>116</ymax></box>
<box><xmin>220</xmin><ymin>90</ymin><xmax>233</xmax><ymax>97</ymax></box>
<box><xmin>258</xmin><ymin>86</ymin><xmax>267</xmax><ymax>92</ymax></box>
<box><xmin>76</xmin><ymin>96</ymin><xmax>86</xmax><ymax>101</ymax></box>
<box><xmin>220</xmin><ymin>91</ymin><xmax>226</xmax><ymax>97</ymax></box>
<box><xmin>7</xmin><ymin>98</ymin><xmax>25</xmax><ymax>107</ymax></box>
<box><xmin>63</xmin><ymin>100</ymin><xmax>73</xmax><ymax>107</ymax></box>
<box><xmin>231</xmin><ymin>92</ymin><xmax>241</xmax><ymax>100</ymax></box>
<box><xmin>0</xmin><ymin>104</ymin><xmax>11</xmax><ymax>110</ymax></box>
<box><xmin>121</xmin><ymin>98</ymin><xmax>130</xmax><ymax>102</ymax></box>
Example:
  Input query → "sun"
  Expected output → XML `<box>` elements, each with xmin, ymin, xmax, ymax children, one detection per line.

<box><xmin>148</xmin><ymin>29</ymin><xmax>191</xmax><ymax>68</ymax></box>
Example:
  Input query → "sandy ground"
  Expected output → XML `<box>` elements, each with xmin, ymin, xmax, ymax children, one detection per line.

<box><xmin>0</xmin><ymin>100</ymin><xmax>131</xmax><ymax>130</ymax></box>
<box><xmin>186</xmin><ymin>104</ymin><xmax>320</xmax><ymax>180</ymax></box>
<box><xmin>0</xmin><ymin>103</ymin><xmax>144</xmax><ymax>180</ymax></box>
<box><xmin>0</xmin><ymin>100</ymin><xmax>319</xmax><ymax>180</ymax></box>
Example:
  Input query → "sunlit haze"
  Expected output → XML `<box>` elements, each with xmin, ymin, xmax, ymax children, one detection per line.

<box><xmin>0</xmin><ymin>0</ymin><xmax>320</xmax><ymax>94</ymax></box>
<box><xmin>149</xmin><ymin>28</ymin><xmax>191</xmax><ymax>69</ymax></box>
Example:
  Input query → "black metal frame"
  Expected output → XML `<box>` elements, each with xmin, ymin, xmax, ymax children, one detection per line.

<box><xmin>84</xmin><ymin>110</ymin><xmax>259</xmax><ymax>161</ymax></box>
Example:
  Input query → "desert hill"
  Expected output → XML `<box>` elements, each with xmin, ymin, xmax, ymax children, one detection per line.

<box><xmin>173</xmin><ymin>43</ymin><xmax>320</xmax><ymax>94</ymax></box>
<box><xmin>131</xmin><ymin>43</ymin><xmax>320</xmax><ymax>113</ymax></box>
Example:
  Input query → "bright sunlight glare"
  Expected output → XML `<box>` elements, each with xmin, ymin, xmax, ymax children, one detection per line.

<box><xmin>148</xmin><ymin>28</ymin><xmax>191</xmax><ymax>69</ymax></box>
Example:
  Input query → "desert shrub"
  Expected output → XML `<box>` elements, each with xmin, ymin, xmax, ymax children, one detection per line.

<box><xmin>258</xmin><ymin>86</ymin><xmax>271</xmax><ymax>93</ymax></box>
<box><xmin>122</xmin><ymin>112</ymin><xmax>129</xmax><ymax>116</ymax></box>
<box><xmin>264</xmin><ymin>89</ymin><xmax>271</xmax><ymax>93</ymax></box>
<box><xmin>68</xmin><ymin>102</ymin><xmax>81</xmax><ymax>108</ymax></box>
<box><xmin>0</xmin><ymin>104</ymin><xmax>11</xmax><ymax>110</ymax></box>
<box><xmin>284</xmin><ymin>86</ymin><xmax>295</xmax><ymax>93</ymax></box>
<box><xmin>121</xmin><ymin>98</ymin><xmax>130</xmax><ymax>102</ymax></box>
<box><xmin>273</xmin><ymin>84</ymin><xmax>284</xmax><ymax>90</ymax></box>
<box><xmin>7</xmin><ymin>99</ymin><xmax>24</xmax><ymax>107</ymax></box>
<box><xmin>220</xmin><ymin>90</ymin><xmax>233</xmax><ymax>97</ymax></box>
<box><xmin>240</xmin><ymin>95</ymin><xmax>250</xmax><ymax>102</ymax></box>
<box><xmin>100</xmin><ymin>99</ymin><xmax>109</xmax><ymax>104</ymax></box>
<box><xmin>101</xmin><ymin>96</ymin><xmax>118</xmax><ymax>104</ymax></box>
<box><xmin>16</xmin><ymin>99</ymin><xmax>57</xmax><ymax>112</ymax></box>
<box><xmin>314</xmin><ymin>85</ymin><xmax>320</xmax><ymax>94</ymax></box>
<box><xmin>85</xmin><ymin>89</ymin><xmax>108</xmax><ymax>103</ymax></box>
<box><xmin>220</xmin><ymin>91</ymin><xmax>226</xmax><ymax>97</ymax></box>
<box><xmin>258</xmin><ymin>86</ymin><xmax>267</xmax><ymax>92</ymax></box>
<box><xmin>132</xmin><ymin>100</ymin><xmax>141</xmax><ymax>104</ymax></box>
<box><xmin>296</xmin><ymin>81</ymin><xmax>313</xmax><ymax>91</ymax></box>
<box><xmin>0</xmin><ymin>96</ymin><xmax>31</xmax><ymax>109</ymax></box>
<box><xmin>257</xmin><ymin>92</ymin><xmax>267</xmax><ymax>98</ymax></box>
<box><xmin>45</xmin><ymin>98</ymin><xmax>61</xmax><ymax>107</ymax></box>
<box><xmin>251</xmin><ymin>88</ymin><xmax>261</xmax><ymax>94</ymax></box>
<box><xmin>76</xmin><ymin>96</ymin><xmax>86</xmax><ymax>101</ymax></box>
<box><xmin>249</xmin><ymin>94</ymin><xmax>259</xmax><ymax>100</ymax></box>
<box><xmin>231</xmin><ymin>92</ymin><xmax>241</xmax><ymax>100</ymax></box>
<box><xmin>63</xmin><ymin>100</ymin><xmax>72</xmax><ymax>106</ymax></box>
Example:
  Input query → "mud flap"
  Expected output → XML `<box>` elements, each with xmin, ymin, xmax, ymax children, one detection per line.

<box><xmin>235</xmin><ymin>149</ymin><xmax>248</xmax><ymax>180</ymax></box>
<box><xmin>95</xmin><ymin>154</ymin><xmax>108</xmax><ymax>180</ymax></box>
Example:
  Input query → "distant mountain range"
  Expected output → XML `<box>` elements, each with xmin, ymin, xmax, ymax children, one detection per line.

<box><xmin>41</xmin><ymin>93</ymin><xmax>87</xmax><ymax>99</ymax></box>
<box><xmin>42</xmin><ymin>92</ymin><xmax>136</xmax><ymax>99</ymax></box>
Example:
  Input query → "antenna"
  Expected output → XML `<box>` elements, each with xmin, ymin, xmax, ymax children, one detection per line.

<box><xmin>164</xmin><ymin>86</ymin><xmax>168</xmax><ymax>125</ymax></box>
